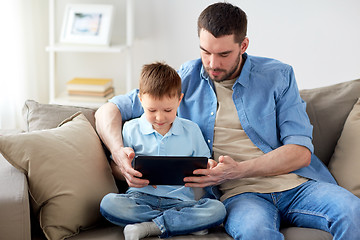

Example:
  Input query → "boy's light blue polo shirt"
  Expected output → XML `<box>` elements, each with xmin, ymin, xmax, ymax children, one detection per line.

<box><xmin>110</xmin><ymin>53</ymin><xmax>336</xmax><ymax>186</ymax></box>
<box><xmin>124</xmin><ymin>114</ymin><xmax>211</xmax><ymax>201</ymax></box>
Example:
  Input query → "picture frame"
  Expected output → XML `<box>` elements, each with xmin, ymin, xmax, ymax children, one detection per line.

<box><xmin>60</xmin><ymin>4</ymin><xmax>114</xmax><ymax>46</ymax></box>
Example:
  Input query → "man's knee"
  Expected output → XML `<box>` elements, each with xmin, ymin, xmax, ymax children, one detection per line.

<box><xmin>337</xmin><ymin>194</ymin><xmax>360</xmax><ymax>226</ymax></box>
<box><xmin>223</xmin><ymin>194</ymin><xmax>283</xmax><ymax>240</ymax></box>
<box><xmin>224</xmin><ymin>222</ymin><xmax>284</xmax><ymax>240</ymax></box>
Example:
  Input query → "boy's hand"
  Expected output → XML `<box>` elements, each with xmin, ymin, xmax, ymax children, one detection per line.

<box><xmin>207</xmin><ymin>158</ymin><xmax>218</xmax><ymax>169</ymax></box>
<box><xmin>112</xmin><ymin>147</ymin><xmax>149</xmax><ymax>188</ymax></box>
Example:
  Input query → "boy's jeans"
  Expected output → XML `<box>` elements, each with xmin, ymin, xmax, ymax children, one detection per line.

<box><xmin>100</xmin><ymin>192</ymin><xmax>226</xmax><ymax>238</ymax></box>
<box><xmin>223</xmin><ymin>180</ymin><xmax>360</xmax><ymax>240</ymax></box>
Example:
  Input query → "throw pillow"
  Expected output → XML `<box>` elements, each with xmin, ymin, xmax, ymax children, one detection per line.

<box><xmin>22</xmin><ymin>99</ymin><xmax>97</xmax><ymax>131</ymax></box>
<box><xmin>328</xmin><ymin>98</ymin><xmax>360</xmax><ymax>197</ymax></box>
<box><xmin>0</xmin><ymin>112</ymin><xmax>118</xmax><ymax>240</ymax></box>
<box><xmin>300</xmin><ymin>79</ymin><xmax>360</xmax><ymax>166</ymax></box>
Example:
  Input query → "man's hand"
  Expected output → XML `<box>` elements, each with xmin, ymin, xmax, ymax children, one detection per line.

<box><xmin>111</xmin><ymin>147</ymin><xmax>149</xmax><ymax>188</ymax></box>
<box><xmin>184</xmin><ymin>156</ymin><xmax>240</xmax><ymax>188</ymax></box>
<box><xmin>184</xmin><ymin>144</ymin><xmax>311</xmax><ymax>188</ymax></box>
<box><xmin>95</xmin><ymin>103</ymin><xmax>149</xmax><ymax>188</ymax></box>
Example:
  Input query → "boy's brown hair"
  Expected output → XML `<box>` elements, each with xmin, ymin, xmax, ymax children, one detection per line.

<box><xmin>139</xmin><ymin>62</ymin><xmax>182</xmax><ymax>99</ymax></box>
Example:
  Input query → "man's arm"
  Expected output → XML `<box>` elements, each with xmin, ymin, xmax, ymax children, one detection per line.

<box><xmin>95</xmin><ymin>102</ymin><xmax>148</xmax><ymax>188</ymax></box>
<box><xmin>184</xmin><ymin>144</ymin><xmax>311</xmax><ymax>187</ymax></box>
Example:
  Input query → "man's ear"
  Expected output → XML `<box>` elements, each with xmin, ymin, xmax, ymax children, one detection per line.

<box><xmin>240</xmin><ymin>37</ymin><xmax>249</xmax><ymax>54</ymax></box>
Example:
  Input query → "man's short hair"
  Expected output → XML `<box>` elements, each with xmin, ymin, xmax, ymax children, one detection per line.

<box><xmin>139</xmin><ymin>62</ymin><xmax>182</xmax><ymax>99</ymax></box>
<box><xmin>197</xmin><ymin>2</ymin><xmax>247</xmax><ymax>44</ymax></box>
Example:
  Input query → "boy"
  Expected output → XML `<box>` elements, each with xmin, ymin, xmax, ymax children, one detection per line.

<box><xmin>100</xmin><ymin>62</ymin><xmax>226</xmax><ymax>240</ymax></box>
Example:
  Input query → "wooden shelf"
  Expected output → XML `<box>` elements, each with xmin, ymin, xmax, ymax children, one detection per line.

<box><xmin>51</xmin><ymin>92</ymin><xmax>109</xmax><ymax>109</ymax></box>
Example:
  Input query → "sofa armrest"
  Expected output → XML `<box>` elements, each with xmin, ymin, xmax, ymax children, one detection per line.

<box><xmin>0</xmin><ymin>152</ymin><xmax>31</xmax><ymax>240</ymax></box>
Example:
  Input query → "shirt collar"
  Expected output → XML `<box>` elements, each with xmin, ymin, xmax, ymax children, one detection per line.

<box><xmin>138</xmin><ymin>114</ymin><xmax>183</xmax><ymax>136</ymax></box>
<box><xmin>235</xmin><ymin>52</ymin><xmax>251</xmax><ymax>88</ymax></box>
<box><xmin>200</xmin><ymin>64</ymin><xmax>209</xmax><ymax>81</ymax></box>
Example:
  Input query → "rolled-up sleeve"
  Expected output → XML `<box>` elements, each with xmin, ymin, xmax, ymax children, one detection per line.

<box><xmin>276</xmin><ymin>66</ymin><xmax>314</xmax><ymax>153</ymax></box>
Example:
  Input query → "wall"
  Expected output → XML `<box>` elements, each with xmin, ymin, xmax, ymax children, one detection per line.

<box><xmin>49</xmin><ymin>0</ymin><xmax>360</xmax><ymax>99</ymax></box>
<box><xmin>130</xmin><ymin>0</ymin><xmax>360</xmax><ymax>90</ymax></box>
<box><xmin>2</xmin><ymin>0</ymin><xmax>358</xmax><ymax>128</ymax></box>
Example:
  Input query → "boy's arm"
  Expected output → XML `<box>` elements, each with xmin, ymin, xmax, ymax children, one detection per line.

<box><xmin>95</xmin><ymin>102</ymin><xmax>148</xmax><ymax>188</ymax></box>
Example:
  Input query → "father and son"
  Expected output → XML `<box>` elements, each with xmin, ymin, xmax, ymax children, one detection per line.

<box><xmin>96</xmin><ymin>2</ymin><xmax>360</xmax><ymax>240</ymax></box>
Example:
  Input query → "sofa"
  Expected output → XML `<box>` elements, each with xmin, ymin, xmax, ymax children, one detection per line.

<box><xmin>1</xmin><ymin>79</ymin><xmax>360</xmax><ymax>240</ymax></box>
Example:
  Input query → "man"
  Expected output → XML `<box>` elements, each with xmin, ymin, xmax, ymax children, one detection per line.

<box><xmin>95</xmin><ymin>3</ymin><xmax>360</xmax><ymax>239</ymax></box>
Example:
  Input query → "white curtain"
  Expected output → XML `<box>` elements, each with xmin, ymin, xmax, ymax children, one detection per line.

<box><xmin>0</xmin><ymin>0</ymin><xmax>48</xmax><ymax>130</ymax></box>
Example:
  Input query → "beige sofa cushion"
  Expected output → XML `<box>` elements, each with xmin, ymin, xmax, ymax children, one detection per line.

<box><xmin>0</xmin><ymin>112</ymin><xmax>118</xmax><ymax>240</ymax></box>
<box><xmin>300</xmin><ymin>79</ymin><xmax>360</xmax><ymax>166</ymax></box>
<box><xmin>328</xmin><ymin>99</ymin><xmax>360</xmax><ymax>197</ymax></box>
<box><xmin>22</xmin><ymin>100</ymin><xmax>97</xmax><ymax>131</ymax></box>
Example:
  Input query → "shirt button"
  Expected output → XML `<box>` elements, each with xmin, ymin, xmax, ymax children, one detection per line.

<box><xmin>208</xmin><ymin>139</ymin><xmax>211</xmax><ymax>143</ymax></box>
<box><xmin>211</xmin><ymin>112</ymin><xmax>214</xmax><ymax>115</ymax></box>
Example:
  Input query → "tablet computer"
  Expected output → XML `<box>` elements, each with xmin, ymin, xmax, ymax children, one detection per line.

<box><xmin>132</xmin><ymin>156</ymin><xmax>208</xmax><ymax>185</ymax></box>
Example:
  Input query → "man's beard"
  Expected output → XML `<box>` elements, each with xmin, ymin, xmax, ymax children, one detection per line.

<box><xmin>203</xmin><ymin>53</ymin><xmax>241</xmax><ymax>82</ymax></box>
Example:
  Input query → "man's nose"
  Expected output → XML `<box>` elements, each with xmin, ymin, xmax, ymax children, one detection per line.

<box><xmin>209</xmin><ymin>54</ymin><xmax>220</xmax><ymax>69</ymax></box>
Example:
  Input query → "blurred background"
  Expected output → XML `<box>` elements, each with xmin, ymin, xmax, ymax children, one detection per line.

<box><xmin>1</xmin><ymin>0</ymin><xmax>359</xmax><ymax>129</ymax></box>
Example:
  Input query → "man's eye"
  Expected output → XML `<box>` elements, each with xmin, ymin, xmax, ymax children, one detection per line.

<box><xmin>220</xmin><ymin>53</ymin><xmax>229</xmax><ymax>57</ymax></box>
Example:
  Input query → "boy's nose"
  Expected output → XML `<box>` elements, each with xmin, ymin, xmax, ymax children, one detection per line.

<box><xmin>156</xmin><ymin>113</ymin><xmax>164</xmax><ymax>121</ymax></box>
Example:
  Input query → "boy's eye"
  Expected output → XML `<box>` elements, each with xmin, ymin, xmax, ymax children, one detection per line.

<box><xmin>164</xmin><ymin>109</ymin><xmax>172</xmax><ymax>112</ymax></box>
<box><xmin>148</xmin><ymin>109</ymin><xmax>156</xmax><ymax>112</ymax></box>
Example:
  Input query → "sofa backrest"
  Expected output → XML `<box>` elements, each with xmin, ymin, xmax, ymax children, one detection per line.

<box><xmin>22</xmin><ymin>79</ymin><xmax>360</xmax><ymax>167</ymax></box>
<box><xmin>300</xmin><ymin>79</ymin><xmax>360</xmax><ymax>166</ymax></box>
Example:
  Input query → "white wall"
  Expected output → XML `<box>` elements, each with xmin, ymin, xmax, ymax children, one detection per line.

<box><xmin>2</xmin><ymin>0</ymin><xmax>358</xmax><ymax>128</ymax></box>
<box><xmin>129</xmin><ymin>0</ymin><xmax>360</xmax><ymax>90</ymax></box>
<box><xmin>45</xmin><ymin>0</ymin><xmax>360</xmax><ymax>100</ymax></box>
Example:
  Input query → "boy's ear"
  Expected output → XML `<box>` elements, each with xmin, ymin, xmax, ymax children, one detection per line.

<box><xmin>138</xmin><ymin>93</ymin><xmax>142</xmax><ymax>102</ymax></box>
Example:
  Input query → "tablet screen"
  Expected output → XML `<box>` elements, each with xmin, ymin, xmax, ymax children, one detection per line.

<box><xmin>132</xmin><ymin>156</ymin><xmax>208</xmax><ymax>185</ymax></box>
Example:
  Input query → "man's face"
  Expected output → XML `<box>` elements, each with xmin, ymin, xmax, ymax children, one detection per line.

<box><xmin>199</xmin><ymin>29</ymin><xmax>244</xmax><ymax>82</ymax></box>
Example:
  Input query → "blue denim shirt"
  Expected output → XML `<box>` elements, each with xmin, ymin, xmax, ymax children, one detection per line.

<box><xmin>110</xmin><ymin>53</ymin><xmax>336</xmax><ymax>185</ymax></box>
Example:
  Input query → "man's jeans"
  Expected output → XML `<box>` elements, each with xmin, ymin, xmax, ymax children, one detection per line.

<box><xmin>223</xmin><ymin>180</ymin><xmax>360</xmax><ymax>240</ymax></box>
<box><xmin>100</xmin><ymin>192</ymin><xmax>226</xmax><ymax>238</ymax></box>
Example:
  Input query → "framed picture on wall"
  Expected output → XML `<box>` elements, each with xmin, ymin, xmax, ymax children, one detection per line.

<box><xmin>60</xmin><ymin>4</ymin><xmax>114</xmax><ymax>45</ymax></box>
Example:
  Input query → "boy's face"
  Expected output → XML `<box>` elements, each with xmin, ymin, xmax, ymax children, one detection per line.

<box><xmin>139</xmin><ymin>93</ymin><xmax>183</xmax><ymax>135</ymax></box>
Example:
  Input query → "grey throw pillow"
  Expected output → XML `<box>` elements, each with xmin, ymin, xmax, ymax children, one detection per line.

<box><xmin>22</xmin><ymin>100</ymin><xmax>97</xmax><ymax>131</ymax></box>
